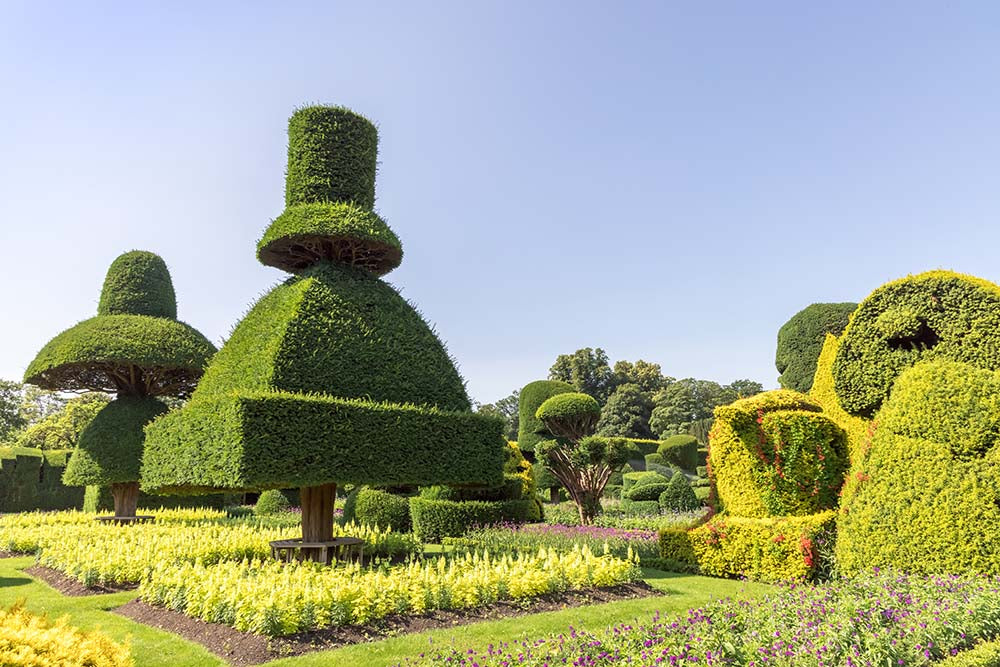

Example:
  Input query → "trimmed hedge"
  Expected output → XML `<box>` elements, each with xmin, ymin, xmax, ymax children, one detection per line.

<box><xmin>0</xmin><ymin>448</ymin><xmax>83</xmax><ymax>512</ymax></box>
<box><xmin>657</xmin><ymin>434</ymin><xmax>701</xmax><ymax>471</ymax></box>
<box><xmin>833</xmin><ymin>271</ymin><xmax>1000</xmax><ymax>417</ymax></box>
<box><xmin>354</xmin><ymin>487</ymin><xmax>411</xmax><ymax>532</ymax></box>
<box><xmin>622</xmin><ymin>471</ymin><xmax>667</xmax><ymax>491</ymax></box>
<box><xmin>709</xmin><ymin>390</ymin><xmax>847</xmax><ymax>517</ymax></box>
<box><xmin>659</xmin><ymin>471</ymin><xmax>700</xmax><ymax>511</ymax></box>
<box><xmin>516</xmin><ymin>380</ymin><xmax>574</xmax><ymax>453</ymax></box>
<box><xmin>409</xmin><ymin>496</ymin><xmax>536</xmax><ymax>542</ymax></box>
<box><xmin>63</xmin><ymin>397</ymin><xmax>168</xmax><ymax>486</ymax></box>
<box><xmin>659</xmin><ymin>511</ymin><xmax>835</xmax><ymax>582</ymax></box>
<box><xmin>142</xmin><ymin>392</ymin><xmax>506</xmax><ymax>493</ymax></box>
<box><xmin>97</xmin><ymin>250</ymin><xmax>177</xmax><ymax>319</ymax></box>
<box><xmin>621</xmin><ymin>499</ymin><xmax>660</xmax><ymax>516</ymax></box>
<box><xmin>808</xmin><ymin>334</ymin><xmax>872</xmax><ymax>462</ymax></box>
<box><xmin>940</xmin><ymin>642</ymin><xmax>1000</xmax><ymax>667</ymax></box>
<box><xmin>775</xmin><ymin>302</ymin><xmax>856</xmax><ymax>392</ymax></box>
<box><xmin>836</xmin><ymin>360</ymin><xmax>1000</xmax><ymax>576</ymax></box>
<box><xmin>622</xmin><ymin>481</ymin><xmax>670</xmax><ymax>501</ymax></box>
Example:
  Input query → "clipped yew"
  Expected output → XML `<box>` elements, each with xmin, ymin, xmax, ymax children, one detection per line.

<box><xmin>24</xmin><ymin>251</ymin><xmax>215</xmax><ymax>519</ymax></box>
<box><xmin>141</xmin><ymin>106</ymin><xmax>507</xmax><ymax>553</ymax></box>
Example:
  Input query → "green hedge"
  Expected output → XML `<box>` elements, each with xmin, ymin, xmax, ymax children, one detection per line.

<box><xmin>409</xmin><ymin>497</ymin><xmax>536</xmax><ymax>542</ymax></box>
<box><xmin>142</xmin><ymin>392</ymin><xmax>506</xmax><ymax>493</ymax></box>
<box><xmin>97</xmin><ymin>250</ymin><xmax>178</xmax><ymax>319</ymax></box>
<box><xmin>620</xmin><ymin>499</ymin><xmax>660</xmax><ymax>516</ymax></box>
<box><xmin>833</xmin><ymin>271</ymin><xmax>1000</xmax><ymax>417</ymax></box>
<box><xmin>709</xmin><ymin>390</ymin><xmax>847</xmax><ymax>517</ymax></box>
<box><xmin>657</xmin><ymin>434</ymin><xmax>701</xmax><ymax>471</ymax></box>
<box><xmin>939</xmin><ymin>641</ymin><xmax>1000</xmax><ymax>666</ymax></box>
<box><xmin>836</xmin><ymin>360</ymin><xmax>1000</xmax><ymax>576</ymax></box>
<box><xmin>354</xmin><ymin>487</ymin><xmax>411</xmax><ymax>532</ymax></box>
<box><xmin>0</xmin><ymin>448</ymin><xmax>83</xmax><ymax>512</ymax></box>
<box><xmin>659</xmin><ymin>472</ymin><xmax>701</xmax><ymax>511</ymax></box>
<box><xmin>622</xmin><ymin>471</ymin><xmax>667</xmax><ymax>491</ymax></box>
<box><xmin>622</xmin><ymin>481</ymin><xmax>670</xmax><ymax>501</ymax></box>
<box><xmin>775</xmin><ymin>302</ymin><xmax>856</xmax><ymax>393</ymax></box>
<box><xmin>660</xmin><ymin>511</ymin><xmax>835</xmax><ymax>582</ymax></box>
<box><xmin>516</xmin><ymin>380</ymin><xmax>574</xmax><ymax>453</ymax></box>
<box><xmin>254</xmin><ymin>489</ymin><xmax>291</xmax><ymax>516</ymax></box>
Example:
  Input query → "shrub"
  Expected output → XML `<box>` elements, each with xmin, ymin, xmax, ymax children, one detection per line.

<box><xmin>535</xmin><ymin>392</ymin><xmax>601</xmax><ymax>440</ymax></box>
<box><xmin>98</xmin><ymin>249</ymin><xmax>177</xmax><ymax>319</ymax></box>
<box><xmin>622</xmin><ymin>471</ymin><xmax>668</xmax><ymax>491</ymax></box>
<box><xmin>622</xmin><ymin>482</ymin><xmax>670</xmax><ymax>502</ymax></box>
<box><xmin>709</xmin><ymin>390</ymin><xmax>847</xmax><ymax>517</ymax></box>
<box><xmin>940</xmin><ymin>642</ymin><xmax>1000</xmax><ymax>666</ymax></box>
<box><xmin>0</xmin><ymin>601</ymin><xmax>133</xmax><ymax>667</ymax></box>
<box><xmin>0</xmin><ymin>448</ymin><xmax>83</xmax><ymax>513</ymax></box>
<box><xmin>516</xmin><ymin>380</ymin><xmax>575</xmax><ymax>453</ymax></box>
<box><xmin>657</xmin><ymin>434</ymin><xmax>701</xmax><ymax>471</ymax></box>
<box><xmin>659</xmin><ymin>511</ymin><xmax>835</xmax><ymax>582</ymax></box>
<box><xmin>808</xmin><ymin>334</ymin><xmax>872</xmax><ymax>462</ymax></box>
<box><xmin>659</xmin><ymin>472</ymin><xmax>700</xmax><ymax>511</ymax></box>
<box><xmin>620</xmin><ymin>499</ymin><xmax>660</xmax><ymax>516</ymax></box>
<box><xmin>254</xmin><ymin>489</ymin><xmax>291</xmax><ymax>516</ymax></box>
<box><xmin>643</xmin><ymin>453</ymin><xmax>674</xmax><ymax>477</ymax></box>
<box><xmin>354</xmin><ymin>487</ymin><xmax>411</xmax><ymax>532</ymax></box>
<box><xmin>775</xmin><ymin>302</ymin><xmax>856</xmax><ymax>392</ymax></box>
<box><xmin>409</xmin><ymin>497</ymin><xmax>536</xmax><ymax>542</ymax></box>
<box><xmin>833</xmin><ymin>270</ymin><xmax>1000</xmax><ymax>417</ymax></box>
<box><xmin>836</xmin><ymin>360</ymin><xmax>1000</xmax><ymax>576</ymax></box>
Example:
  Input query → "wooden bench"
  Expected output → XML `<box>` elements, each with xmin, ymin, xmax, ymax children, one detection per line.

<box><xmin>95</xmin><ymin>515</ymin><xmax>155</xmax><ymax>525</ymax></box>
<box><xmin>269</xmin><ymin>537</ymin><xmax>365</xmax><ymax>566</ymax></box>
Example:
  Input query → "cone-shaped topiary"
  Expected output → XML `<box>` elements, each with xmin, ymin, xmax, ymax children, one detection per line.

<box><xmin>142</xmin><ymin>105</ymin><xmax>507</xmax><ymax>555</ymax></box>
<box><xmin>24</xmin><ymin>251</ymin><xmax>215</xmax><ymax>519</ymax></box>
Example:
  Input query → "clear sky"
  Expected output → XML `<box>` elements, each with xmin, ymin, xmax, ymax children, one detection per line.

<box><xmin>2</xmin><ymin>2</ymin><xmax>998</xmax><ymax>404</ymax></box>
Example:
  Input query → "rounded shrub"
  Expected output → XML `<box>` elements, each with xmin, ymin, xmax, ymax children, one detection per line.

<box><xmin>621</xmin><ymin>499</ymin><xmax>660</xmax><ymax>516</ymax></box>
<box><xmin>775</xmin><ymin>302</ymin><xmax>856</xmax><ymax>393</ymax></box>
<box><xmin>254</xmin><ymin>489</ymin><xmax>291</xmax><ymax>516</ymax></box>
<box><xmin>833</xmin><ymin>271</ymin><xmax>1000</xmax><ymax>418</ymax></box>
<box><xmin>516</xmin><ymin>380</ymin><xmax>575</xmax><ymax>453</ymax></box>
<box><xmin>657</xmin><ymin>434</ymin><xmax>701</xmax><ymax>471</ymax></box>
<box><xmin>659</xmin><ymin>472</ymin><xmax>701</xmax><ymax>512</ymax></box>
<box><xmin>622</xmin><ymin>470</ymin><xmax>668</xmax><ymax>492</ymax></box>
<box><xmin>98</xmin><ymin>250</ymin><xmax>178</xmax><ymax>319</ymax></box>
<box><xmin>623</xmin><ymin>481</ymin><xmax>670</xmax><ymax>501</ymax></box>
<box><xmin>354</xmin><ymin>487</ymin><xmax>411</xmax><ymax>532</ymax></box>
<box><xmin>536</xmin><ymin>392</ymin><xmax>601</xmax><ymax>422</ymax></box>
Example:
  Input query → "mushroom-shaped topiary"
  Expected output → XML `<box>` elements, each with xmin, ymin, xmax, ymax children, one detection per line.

<box><xmin>535</xmin><ymin>392</ymin><xmax>601</xmax><ymax>441</ymax></box>
<box><xmin>516</xmin><ymin>380</ymin><xmax>575</xmax><ymax>454</ymax></box>
<box><xmin>24</xmin><ymin>251</ymin><xmax>216</xmax><ymax>519</ymax></box>
<box><xmin>141</xmin><ymin>106</ymin><xmax>507</xmax><ymax>556</ymax></box>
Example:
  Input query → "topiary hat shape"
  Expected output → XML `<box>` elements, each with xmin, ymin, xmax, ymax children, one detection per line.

<box><xmin>24</xmin><ymin>251</ymin><xmax>216</xmax><ymax>519</ymax></box>
<box><xmin>141</xmin><ymin>105</ymin><xmax>506</xmax><ymax>547</ymax></box>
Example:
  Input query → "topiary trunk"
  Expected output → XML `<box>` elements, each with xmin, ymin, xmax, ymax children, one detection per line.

<box><xmin>549</xmin><ymin>487</ymin><xmax>559</xmax><ymax>504</ymax></box>
<box><xmin>110</xmin><ymin>481</ymin><xmax>139</xmax><ymax>518</ymax></box>
<box><xmin>300</xmin><ymin>483</ymin><xmax>337</xmax><ymax>556</ymax></box>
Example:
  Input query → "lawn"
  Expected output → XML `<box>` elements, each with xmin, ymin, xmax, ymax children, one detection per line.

<box><xmin>0</xmin><ymin>555</ymin><xmax>769</xmax><ymax>667</ymax></box>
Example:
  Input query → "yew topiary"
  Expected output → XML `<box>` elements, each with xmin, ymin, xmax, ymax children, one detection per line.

<box><xmin>775</xmin><ymin>302</ymin><xmax>856</xmax><ymax>392</ymax></box>
<box><xmin>141</xmin><ymin>106</ymin><xmax>507</xmax><ymax>554</ymax></box>
<box><xmin>516</xmin><ymin>380</ymin><xmax>575</xmax><ymax>453</ymax></box>
<box><xmin>24</xmin><ymin>251</ymin><xmax>215</xmax><ymax>519</ymax></box>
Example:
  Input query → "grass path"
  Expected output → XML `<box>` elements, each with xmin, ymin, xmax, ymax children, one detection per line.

<box><xmin>0</xmin><ymin>557</ymin><xmax>770</xmax><ymax>667</ymax></box>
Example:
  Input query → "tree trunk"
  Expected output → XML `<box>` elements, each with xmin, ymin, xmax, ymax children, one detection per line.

<box><xmin>576</xmin><ymin>491</ymin><xmax>601</xmax><ymax>525</ymax></box>
<box><xmin>110</xmin><ymin>482</ymin><xmax>139</xmax><ymax>518</ymax></box>
<box><xmin>549</xmin><ymin>487</ymin><xmax>559</xmax><ymax>504</ymax></box>
<box><xmin>300</xmin><ymin>483</ymin><xmax>337</xmax><ymax>544</ymax></box>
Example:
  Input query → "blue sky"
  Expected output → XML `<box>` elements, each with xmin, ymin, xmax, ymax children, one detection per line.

<box><xmin>1</xmin><ymin>1</ymin><xmax>998</xmax><ymax>404</ymax></box>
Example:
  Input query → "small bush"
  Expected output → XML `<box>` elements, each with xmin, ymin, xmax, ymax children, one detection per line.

<box><xmin>354</xmin><ymin>487</ymin><xmax>411</xmax><ymax>532</ymax></box>
<box><xmin>775</xmin><ymin>302</ymin><xmax>856</xmax><ymax>393</ymax></box>
<box><xmin>623</xmin><ymin>482</ymin><xmax>670</xmax><ymax>502</ymax></box>
<box><xmin>254</xmin><ymin>489</ymin><xmax>291</xmax><ymax>516</ymax></box>
<box><xmin>659</xmin><ymin>472</ymin><xmax>701</xmax><ymax>512</ymax></box>
<box><xmin>940</xmin><ymin>641</ymin><xmax>1000</xmax><ymax>667</ymax></box>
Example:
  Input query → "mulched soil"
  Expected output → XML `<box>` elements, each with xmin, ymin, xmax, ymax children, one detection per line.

<box><xmin>0</xmin><ymin>550</ymin><xmax>16</xmax><ymax>558</ymax></box>
<box><xmin>25</xmin><ymin>565</ymin><xmax>137</xmax><ymax>596</ymax></box>
<box><xmin>115</xmin><ymin>582</ymin><xmax>660</xmax><ymax>666</ymax></box>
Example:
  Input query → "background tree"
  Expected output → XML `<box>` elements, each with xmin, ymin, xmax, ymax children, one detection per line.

<box><xmin>776</xmin><ymin>302</ymin><xmax>856</xmax><ymax>392</ymax></box>
<box><xmin>548</xmin><ymin>348</ymin><xmax>617</xmax><ymax>404</ymax></box>
<box><xmin>0</xmin><ymin>380</ymin><xmax>27</xmax><ymax>442</ymax></box>
<box><xmin>612</xmin><ymin>360</ymin><xmax>670</xmax><ymax>394</ymax></box>
<box><xmin>17</xmin><ymin>385</ymin><xmax>67</xmax><ymax>429</ymax></box>
<box><xmin>535</xmin><ymin>392</ymin><xmax>629</xmax><ymax>524</ymax></box>
<box><xmin>15</xmin><ymin>393</ymin><xmax>109</xmax><ymax>449</ymax></box>
<box><xmin>24</xmin><ymin>250</ymin><xmax>216</xmax><ymax>519</ymax></box>
<box><xmin>650</xmin><ymin>378</ymin><xmax>763</xmax><ymax>438</ymax></box>
<box><xmin>596</xmin><ymin>382</ymin><xmax>654</xmax><ymax>438</ymax></box>
<box><xmin>476</xmin><ymin>390</ymin><xmax>520</xmax><ymax>440</ymax></box>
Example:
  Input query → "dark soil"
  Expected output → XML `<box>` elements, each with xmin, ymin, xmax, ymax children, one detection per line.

<box><xmin>115</xmin><ymin>582</ymin><xmax>659</xmax><ymax>666</ymax></box>
<box><xmin>0</xmin><ymin>550</ymin><xmax>16</xmax><ymax>559</ymax></box>
<box><xmin>25</xmin><ymin>565</ymin><xmax>137</xmax><ymax>596</ymax></box>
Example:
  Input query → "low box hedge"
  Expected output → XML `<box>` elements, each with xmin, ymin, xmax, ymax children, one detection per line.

<box><xmin>409</xmin><ymin>496</ymin><xmax>535</xmax><ymax>542</ymax></box>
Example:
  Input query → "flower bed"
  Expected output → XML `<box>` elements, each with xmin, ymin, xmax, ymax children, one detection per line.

<box><xmin>0</xmin><ymin>602</ymin><xmax>132</xmax><ymax>667</ymax></box>
<box><xmin>445</xmin><ymin>522</ymin><xmax>660</xmax><ymax>561</ymax></box>
<box><xmin>395</xmin><ymin>570</ymin><xmax>1000</xmax><ymax>666</ymax></box>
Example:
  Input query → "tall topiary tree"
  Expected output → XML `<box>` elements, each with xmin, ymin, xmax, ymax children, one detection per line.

<box><xmin>517</xmin><ymin>380</ymin><xmax>575</xmax><ymax>455</ymax></box>
<box><xmin>775</xmin><ymin>302</ymin><xmax>856</xmax><ymax>393</ymax></box>
<box><xmin>141</xmin><ymin>106</ymin><xmax>507</xmax><ymax>553</ymax></box>
<box><xmin>24</xmin><ymin>251</ymin><xmax>216</xmax><ymax>519</ymax></box>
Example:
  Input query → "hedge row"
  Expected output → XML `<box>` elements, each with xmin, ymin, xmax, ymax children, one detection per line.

<box><xmin>0</xmin><ymin>448</ymin><xmax>82</xmax><ymax>512</ymax></box>
<box><xmin>659</xmin><ymin>511</ymin><xmax>835</xmax><ymax>582</ymax></box>
<box><xmin>354</xmin><ymin>487</ymin><xmax>412</xmax><ymax>532</ymax></box>
<box><xmin>409</xmin><ymin>497</ymin><xmax>536</xmax><ymax>542</ymax></box>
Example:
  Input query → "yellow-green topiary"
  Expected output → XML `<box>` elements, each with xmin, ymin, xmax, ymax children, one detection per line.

<box><xmin>808</xmin><ymin>334</ymin><xmax>872</xmax><ymax>463</ymax></box>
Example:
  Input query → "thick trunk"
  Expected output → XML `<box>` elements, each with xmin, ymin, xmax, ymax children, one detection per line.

<box><xmin>549</xmin><ymin>487</ymin><xmax>559</xmax><ymax>504</ymax></box>
<box><xmin>300</xmin><ymin>483</ymin><xmax>337</xmax><ymax>544</ymax></box>
<box><xmin>110</xmin><ymin>482</ymin><xmax>139</xmax><ymax>518</ymax></box>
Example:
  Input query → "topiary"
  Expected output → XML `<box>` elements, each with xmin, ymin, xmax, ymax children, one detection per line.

<box><xmin>516</xmin><ymin>380</ymin><xmax>575</xmax><ymax>453</ymax></box>
<box><xmin>622</xmin><ymin>481</ymin><xmax>670</xmax><ymax>501</ymax></box>
<box><xmin>409</xmin><ymin>496</ymin><xmax>536</xmax><ymax>542</ymax></box>
<box><xmin>535</xmin><ymin>392</ymin><xmax>601</xmax><ymax>441</ymax></box>
<box><xmin>808</xmin><ymin>334</ymin><xmax>872</xmax><ymax>463</ymax></box>
<box><xmin>354</xmin><ymin>487</ymin><xmax>411</xmax><ymax>532</ymax></box>
<box><xmin>24</xmin><ymin>251</ymin><xmax>215</xmax><ymax>519</ymax></box>
<box><xmin>621</xmin><ymin>500</ymin><xmax>660</xmax><ymax>516</ymax></box>
<box><xmin>141</xmin><ymin>106</ymin><xmax>507</xmax><ymax>551</ymax></box>
<box><xmin>709</xmin><ymin>390</ymin><xmax>848</xmax><ymax>517</ymax></box>
<box><xmin>623</xmin><ymin>470</ymin><xmax>668</xmax><ymax>491</ymax></box>
<box><xmin>657</xmin><ymin>434</ymin><xmax>701</xmax><ymax>471</ymax></box>
<box><xmin>659</xmin><ymin>471</ymin><xmax>700</xmax><ymax>512</ymax></box>
<box><xmin>775</xmin><ymin>302</ymin><xmax>856</xmax><ymax>393</ymax></box>
<box><xmin>833</xmin><ymin>271</ymin><xmax>1000</xmax><ymax>418</ymax></box>
<box><xmin>255</xmin><ymin>489</ymin><xmax>291</xmax><ymax>516</ymax></box>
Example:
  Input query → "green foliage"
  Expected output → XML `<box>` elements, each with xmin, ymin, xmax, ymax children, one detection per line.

<box><xmin>833</xmin><ymin>270</ymin><xmax>1000</xmax><ymax>417</ymax></box>
<box><xmin>709</xmin><ymin>390</ymin><xmax>848</xmax><ymax>517</ymax></box>
<box><xmin>409</xmin><ymin>497</ymin><xmax>536</xmax><ymax>542</ymax></box>
<box><xmin>0</xmin><ymin>447</ymin><xmax>83</xmax><ymax>512</ymax></box>
<box><xmin>657</xmin><ymin>434</ymin><xmax>701</xmax><ymax>471</ymax></box>
<box><xmin>15</xmin><ymin>394</ymin><xmax>109</xmax><ymax>450</ymax></box>
<box><xmin>354</xmin><ymin>488</ymin><xmax>412</xmax><ymax>532</ymax></box>
<box><xmin>622</xmin><ymin>471</ymin><xmax>668</xmax><ymax>491</ymax></box>
<box><xmin>284</xmin><ymin>105</ymin><xmax>378</xmax><ymax>211</ymax></box>
<box><xmin>97</xmin><ymin>251</ymin><xmax>177</xmax><ymax>319</ymax></box>
<box><xmin>476</xmin><ymin>391</ymin><xmax>520</xmax><ymax>440</ymax></box>
<box><xmin>0</xmin><ymin>380</ymin><xmax>26</xmax><ymax>442</ymax></box>
<box><xmin>596</xmin><ymin>383</ymin><xmax>653</xmax><ymax>439</ymax></box>
<box><xmin>659</xmin><ymin>511</ymin><xmax>835</xmax><ymax>582</ymax></box>
<box><xmin>939</xmin><ymin>641</ymin><xmax>1000</xmax><ymax>666</ymax></box>
<box><xmin>622</xmin><ymin>481</ymin><xmax>670</xmax><ymax>501</ymax></box>
<box><xmin>548</xmin><ymin>348</ymin><xmax>617</xmax><ymax>404</ymax></box>
<box><xmin>650</xmin><ymin>378</ymin><xmax>762</xmax><ymax>439</ymax></box>
<box><xmin>516</xmin><ymin>380</ymin><xmax>575</xmax><ymax>453</ymax></box>
<box><xmin>254</xmin><ymin>489</ymin><xmax>291</xmax><ymax>516</ymax></box>
<box><xmin>659</xmin><ymin>472</ymin><xmax>700</xmax><ymax>511</ymax></box>
<box><xmin>836</xmin><ymin>360</ymin><xmax>1000</xmax><ymax>576</ymax></box>
<box><xmin>82</xmin><ymin>486</ymin><xmax>231</xmax><ymax>513</ymax></box>
<box><xmin>142</xmin><ymin>392</ymin><xmax>506</xmax><ymax>493</ymax></box>
<box><xmin>612</xmin><ymin>360</ymin><xmax>670</xmax><ymax>394</ymax></box>
<box><xmin>775</xmin><ymin>302</ymin><xmax>856</xmax><ymax>393</ymax></box>
<box><xmin>63</xmin><ymin>397</ymin><xmax>168</xmax><ymax>486</ymax></box>
<box><xmin>535</xmin><ymin>392</ymin><xmax>601</xmax><ymax>441</ymax></box>
<box><xmin>620</xmin><ymin>499</ymin><xmax>660</xmax><ymax>516</ymax></box>
<box><xmin>808</xmin><ymin>334</ymin><xmax>871</xmax><ymax>462</ymax></box>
